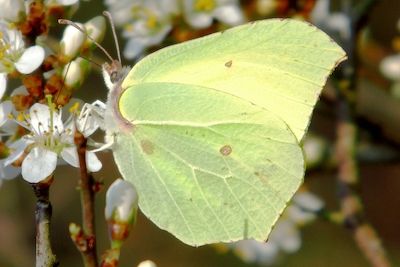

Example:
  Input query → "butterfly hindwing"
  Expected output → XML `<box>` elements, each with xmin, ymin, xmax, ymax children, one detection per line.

<box><xmin>113</xmin><ymin>83</ymin><xmax>303</xmax><ymax>245</ymax></box>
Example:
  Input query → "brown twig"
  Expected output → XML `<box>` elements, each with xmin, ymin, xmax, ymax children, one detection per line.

<box><xmin>333</xmin><ymin>1</ymin><xmax>391</xmax><ymax>266</ymax></box>
<box><xmin>335</xmin><ymin>97</ymin><xmax>391</xmax><ymax>267</ymax></box>
<box><xmin>33</xmin><ymin>177</ymin><xmax>59</xmax><ymax>267</ymax></box>
<box><xmin>71</xmin><ymin>130</ymin><xmax>98</xmax><ymax>267</ymax></box>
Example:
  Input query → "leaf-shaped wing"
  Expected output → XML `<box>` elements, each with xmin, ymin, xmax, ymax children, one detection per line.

<box><xmin>114</xmin><ymin>83</ymin><xmax>304</xmax><ymax>246</ymax></box>
<box><xmin>122</xmin><ymin>19</ymin><xmax>346</xmax><ymax>141</ymax></box>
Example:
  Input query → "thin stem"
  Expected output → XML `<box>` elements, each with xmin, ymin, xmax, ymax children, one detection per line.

<box><xmin>336</xmin><ymin>90</ymin><xmax>391</xmax><ymax>267</ymax></box>
<box><xmin>72</xmin><ymin>129</ymin><xmax>98</xmax><ymax>267</ymax></box>
<box><xmin>334</xmin><ymin>1</ymin><xmax>391</xmax><ymax>266</ymax></box>
<box><xmin>33</xmin><ymin>177</ymin><xmax>58</xmax><ymax>267</ymax></box>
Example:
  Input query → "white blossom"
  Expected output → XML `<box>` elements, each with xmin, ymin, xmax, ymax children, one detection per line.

<box><xmin>0</xmin><ymin>22</ymin><xmax>45</xmax><ymax>93</ymax></box>
<box><xmin>104</xmin><ymin>0</ymin><xmax>138</xmax><ymax>27</ymax></box>
<box><xmin>4</xmin><ymin>102</ymin><xmax>101</xmax><ymax>183</ymax></box>
<box><xmin>105</xmin><ymin>0</ymin><xmax>178</xmax><ymax>59</ymax></box>
<box><xmin>0</xmin><ymin>88</ymin><xmax>22</xmax><ymax>182</ymax></box>
<box><xmin>0</xmin><ymin>100</ymin><xmax>12</xmax><ymax>128</ymax></box>
<box><xmin>183</xmin><ymin>0</ymin><xmax>245</xmax><ymax>29</ymax></box>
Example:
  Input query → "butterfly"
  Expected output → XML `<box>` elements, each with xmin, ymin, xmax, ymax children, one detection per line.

<box><xmin>73</xmin><ymin>15</ymin><xmax>346</xmax><ymax>246</ymax></box>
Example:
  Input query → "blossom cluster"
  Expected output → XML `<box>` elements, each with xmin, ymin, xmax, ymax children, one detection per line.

<box><xmin>104</xmin><ymin>0</ymin><xmax>245</xmax><ymax>59</ymax></box>
<box><xmin>0</xmin><ymin>0</ymin><xmax>105</xmax><ymax>184</ymax></box>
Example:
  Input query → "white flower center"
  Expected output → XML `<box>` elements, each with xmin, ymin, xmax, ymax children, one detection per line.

<box><xmin>25</xmin><ymin>106</ymin><xmax>72</xmax><ymax>155</ymax></box>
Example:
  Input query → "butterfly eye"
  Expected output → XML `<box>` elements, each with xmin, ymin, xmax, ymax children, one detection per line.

<box><xmin>110</xmin><ymin>71</ymin><xmax>119</xmax><ymax>83</ymax></box>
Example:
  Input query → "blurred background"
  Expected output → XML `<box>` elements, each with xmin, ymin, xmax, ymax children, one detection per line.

<box><xmin>1</xmin><ymin>0</ymin><xmax>400</xmax><ymax>266</ymax></box>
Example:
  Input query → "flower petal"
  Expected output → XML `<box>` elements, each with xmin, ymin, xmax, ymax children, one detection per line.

<box><xmin>86</xmin><ymin>151</ymin><xmax>102</xmax><ymax>172</ymax></box>
<box><xmin>123</xmin><ymin>38</ymin><xmax>146</xmax><ymax>59</ymax></box>
<box><xmin>0</xmin><ymin>73</ymin><xmax>6</xmax><ymax>99</ymax></box>
<box><xmin>10</xmin><ymin>85</ymin><xmax>29</xmax><ymax>96</ymax></box>
<box><xmin>0</xmin><ymin>164</ymin><xmax>21</xmax><ymax>180</ymax></box>
<box><xmin>293</xmin><ymin>192</ymin><xmax>324</xmax><ymax>212</ymax></box>
<box><xmin>3</xmin><ymin>138</ymin><xmax>30</xmax><ymax>166</ymax></box>
<box><xmin>29</xmin><ymin>103</ymin><xmax>51</xmax><ymax>133</ymax></box>
<box><xmin>0</xmin><ymin>100</ymin><xmax>12</xmax><ymax>127</ymax></box>
<box><xmin>60</xmin><ymin>146</ymin><xmax>79</xmax><ymax>168</ymax></box>
<box><xmin>286</xmin><ymin>205</ymin><xmax>316</xmax><ymax>225</ymax></box>
<box><xmin>214</xmin><ymin>5</ymin><xmax>244</xmax><ymax>26</ymax></box>
<box><xmin>61</xmin><ymin>147</ymin><xmax>102</xmax><ymax>172</ymax></box>
<box><xmin>185</xmin><ymin>12</ymin><xmax>213</xmax><ymax>28</ymax></box>
<box><xmin>57</xmin><ymin>0</ymin><xmax>79</xmax><ymax>6</ymax></box>
<box><xmin>15</xmin><ymin>46</ymin><xmax>45</xmax><ymax>74</ymax></box>
<box><xmin>270</xmin><ymin>220</ymin><xmax>301</xmax><ymax>253</ymax></box>
<box><xmin>256</xmin><ymin>242</ymin><xmax>279</xmax><ymax>265</ymax></box>
<box><xmin>0</xmin><ymin>0</ymin><xmax>25</xmax><ymax>22</ymax></box>
<box><xmin>22</xmin><ymin>147</ymin><xmax>57</xmax><ymax>183</ymax></box>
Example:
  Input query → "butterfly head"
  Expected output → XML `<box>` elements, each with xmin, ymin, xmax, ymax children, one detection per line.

<box><xmin>102</xmin><ymin>59</ymin><xmax>130</xmax><ymax>91</ymax></box>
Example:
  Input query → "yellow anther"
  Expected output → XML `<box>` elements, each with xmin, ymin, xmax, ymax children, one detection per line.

<box><xmin>17</xmin><ymin>112</ymin><xmax>25</xmax><ymax>122</ymax></box>
<box><xmin>146</xmin><ymin>14</ymin><xmax>158</xmax><ymax>29</ymax></box>
<box><xmin>194</xmin><ymin>0</ymin><xmax>216</xmax><ymax>12</ymax></box>
<box><xmin>69</xmin><ymin>102</ymin><xmax>80</xmax><ymax>114</ymax></box>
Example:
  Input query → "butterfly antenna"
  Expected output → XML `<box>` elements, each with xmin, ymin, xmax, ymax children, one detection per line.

<box><xmin>54</xmin><ymin>61</ymin><xmax>72</xmax><ymax>106</ymax></box>
<box><xmin>58</xmin><ymin>19</ymin><xmax>115</xmax><ymax>63</ymax></box>
<box><xmin>78</xmin><ymin>55</ymin><xmax>102</xmax><ymax>68</ymax></box>
<box><xmin>103</xmin><ymin>11</ymin><xmax>122</xmax><ymax>64</ymax></box>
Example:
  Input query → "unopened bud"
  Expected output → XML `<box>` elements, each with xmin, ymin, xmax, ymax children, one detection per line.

<box><xmin>0</xmin><ymin>0</ymin><xmax>25</xmax><ymax>23</ymax></box>
<box><xmin>63</xmin><ymin>58</ymin><xmax>89</xmax><ymax>89</ymax></box>
<box><xmin>105</xmin><ymin>179</ymin><xmax>138</xmax><ymax>247</ymax></box>
<box><xmin>60</xmin><ymin>23</ymin><xmax>85</xmax><ymax>61</ymax></box>
<box><xmin>84</xmin><ymin>16</ymin><xmax>106</xmax><ymax>48</ymax></box>
<box><xmin>138</xmin><ymin>260</ymin><xmax>157</xmax><ymax>267</ymax></box>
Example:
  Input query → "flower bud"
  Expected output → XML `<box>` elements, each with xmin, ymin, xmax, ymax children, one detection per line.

<box><xmin>60</xmin><ymin>23</ymin><xmax>85</xmax><ymax>61</ymax></box>
<box><xmin>84</xmin><ymin>16</ymin><xmax>106</xmax><ymax>48</ymax></box>
<box><xmin>138</xmin><ymin>260</ymin><xmax>157</xmax><ymax>267</ymax></box>
<box><xmin>105</xmin><ymin>178</ymin><xmax>138</xmax><ymax>247</ymax></box>
<box><xmin>63</xmin><ymin>58</ymin><xmax>89</xmax><ymax>90</ymax></box>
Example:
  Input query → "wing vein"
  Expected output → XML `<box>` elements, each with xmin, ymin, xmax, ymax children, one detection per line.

<box><xmin>131</xmin><ymin>136</ymin><xmax>196</xmax><ymax>242</ymax></box>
